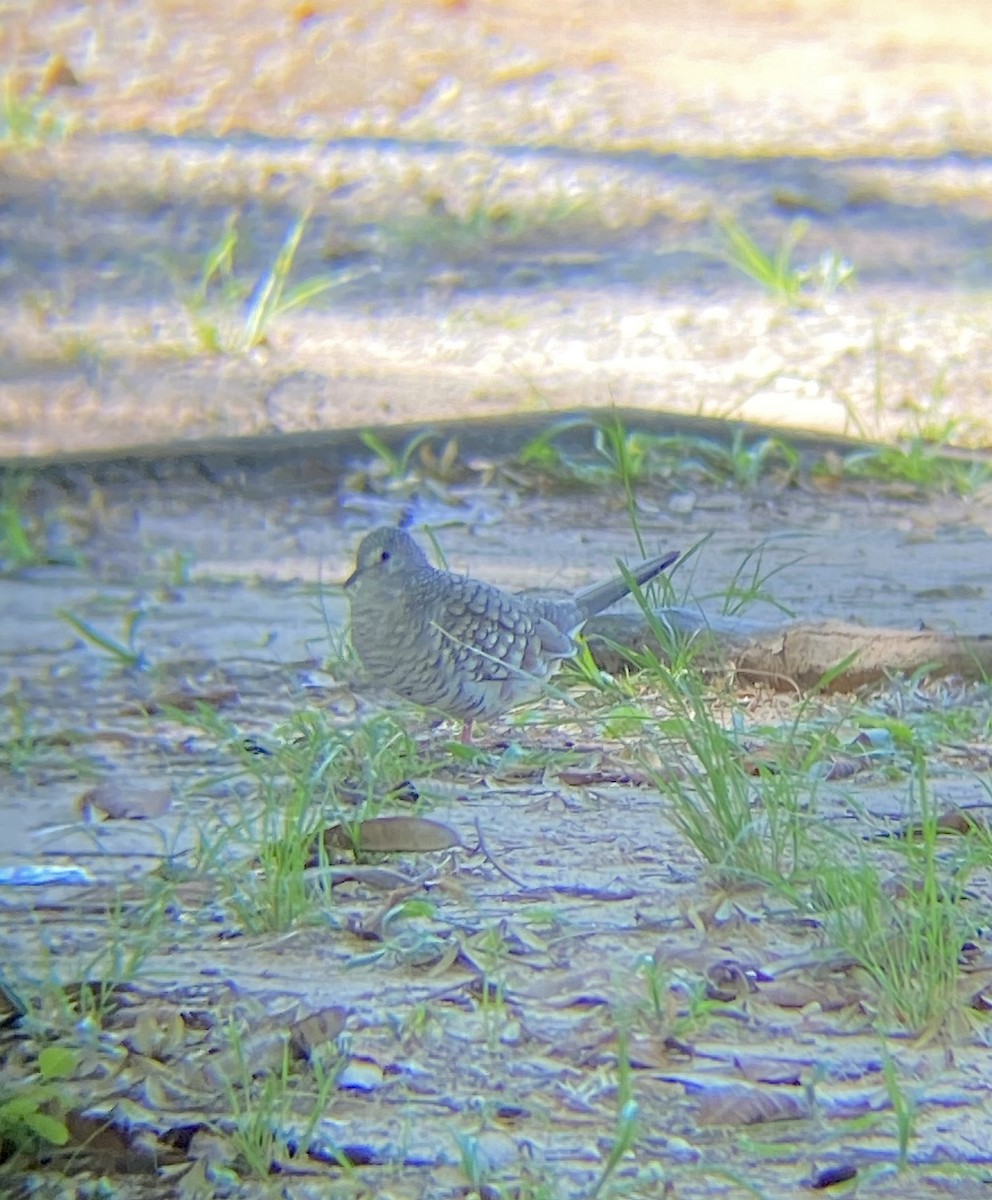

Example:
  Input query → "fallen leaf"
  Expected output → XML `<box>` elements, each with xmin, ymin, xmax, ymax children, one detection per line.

<box><xmin>289</xmin><ymin>1007</ymin><xmax>349</xmax><ymax>1060</ymax></box>
<box><xmin>338</xmin><ymin>1058</ymin><xmax>385</xmax><ymax>1091</ymax></box>
<box><xmin>558</xmin><ymin>765</ymin><xmax>652</xmax><ymax>787</ymax></box>
<box><xmin>928</xmin><ymin>807</ymin><xmax>986</xmax><ymax>836</ymax></box>
<box><xmin>734</xmin><ymin>1056</ymin><xmax>804</xmax><ymax>1086</ymax></box>
<box><xmin>823</xmin><ymin>755</ymin><xmax>865</xmax><ymax>781</ymax></box>
<box><xmin>64</xmin><ymin>1110</ymin><xmax>169</xmax><ymax>1171</ymax></box>
<box><xmin>705</xmin><ymin>959</ymin><xmax>757</xmax><ymax>1002</ymax></box>
<box><xmin>313</xmin><ymin>865</ymin><xmax>417</xmax><ymax>889</ymax></box>
<box><xmin>0</xmin><ymin>980</ymin><xmax>27</xmax><ymax>1027</ymax></box>
<box><xmin>125</xmin><ymin>686</ymin><xmax>239</xmax><ymax>715</ymax></box>
<box><xmin>323</xmin><ymin>816</ymin><xmax>462</xmax><ymax>853</ymax></box>
<box><xmin>291</xmin><ymin>2</ymin><xmax>319</xmax><ymax>24</ymax></box>
<box><xmin>811</xmin><ymin>1163</ymin><xmax>858</xmax><ymax>1188</ymax></box>
<box><xmin>79</xmin><ymin>781</ymin><xmax>172</xmax><ymax>820</ymax></box>
<box><xmin>758</xmin><ymin>979</ymin><xmax>851</xmax><ymax>1012</ymax></box>
<box><xmin>695</xmin><ymin>1083</ymin><xmax>809</xmax><ymax>1126</ymax></box>
<box><xmin>40</xmin><ymin>53</ymin><xmax>81</xmax><ymax>92</ymax></box>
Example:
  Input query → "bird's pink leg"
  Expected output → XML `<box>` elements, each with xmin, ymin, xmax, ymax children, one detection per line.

<box><xmin>460</xmin><ymin>720</ymin><xmax>474</xmax><ymax>745</ymax></box>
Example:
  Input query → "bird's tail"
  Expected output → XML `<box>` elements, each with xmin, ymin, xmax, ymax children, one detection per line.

<box><xmin>573</xmin><ymin>549</ymin><xmax>680</xmax><ymax>620</ymax></box>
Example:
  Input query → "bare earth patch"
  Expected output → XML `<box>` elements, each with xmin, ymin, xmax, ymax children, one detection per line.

<box><xmin>3</xmin><ymin>1</ymin><xmax>992</xmax><ymax>1195</ymax></box>
<box><xmin>2</xmin><ymin>433</ymin><xmax>992</xmax><ymax>1196</ymax></box>
<box><xmin>4</xmin><ymin>0</ymin><xmax>992</xmax><ymax>457</ymax></box>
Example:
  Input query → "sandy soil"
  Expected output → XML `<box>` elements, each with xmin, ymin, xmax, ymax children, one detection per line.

<box><xmin>2</xmin><ymin>433</ymin><xmax>992</xmax><ymax>1195</ymax></box>
<box><xmin>3</xmin><ymin>3</ymin><xmax>992</xmax><ymax>1196</ymax></box>
<box><xmin>3</xmin><ymin>0</ymin><xmax>992</xmax><ymax>458</ymax></box>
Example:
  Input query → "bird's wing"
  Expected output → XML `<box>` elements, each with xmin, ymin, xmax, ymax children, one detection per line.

<box><xmin>432</xmin><ymin>578</ymin><xmax>573</xmax><ymax>682</ymax></box>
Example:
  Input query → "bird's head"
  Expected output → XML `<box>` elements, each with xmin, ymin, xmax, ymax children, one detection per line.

<box><xmin>344</xmin><ymin>527</ymin><xmax>430</xmax><ymax>593</ymax></box>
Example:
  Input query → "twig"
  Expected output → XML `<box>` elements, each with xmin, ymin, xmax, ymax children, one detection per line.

<box><xmin>474</xmin><ymin>817</ymin><xmax>532</xmax><ymax>890</ymax></box>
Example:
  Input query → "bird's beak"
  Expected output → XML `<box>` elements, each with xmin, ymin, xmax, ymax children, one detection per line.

<box><xmin>343</xmin><ymin>569</ymin><xmax>358</xmax><ymax>590</ymax></box>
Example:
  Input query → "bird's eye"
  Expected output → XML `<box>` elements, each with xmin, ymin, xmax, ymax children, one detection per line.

<box><xmin>379</xmin><ymin>550</ymin><xmax>390</xmax><ymax>563</ymax></box>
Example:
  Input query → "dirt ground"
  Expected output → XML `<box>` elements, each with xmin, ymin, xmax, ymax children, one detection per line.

<box><xmin>4</xmin><ymin>0</ymin><xmax>992</xmax><ymax>457</ymax></box>
<box><xmin>3</xmin><ymin>2</ymin><xmax>992</xmax><ymax>1197</ymax></box>
<box><xmin>2</xmin><ymin>431</ymin><xmax>992</xmax><ymax>1197</ymax></box>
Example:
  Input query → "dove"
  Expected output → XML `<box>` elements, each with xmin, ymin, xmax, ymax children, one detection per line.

<box><xmin>344</xmin><ymin>526</ymin><xmax>678</xmax><ymax>741</ymax></box>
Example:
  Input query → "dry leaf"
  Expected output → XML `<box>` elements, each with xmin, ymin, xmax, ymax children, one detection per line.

<box><xmin>695</xmin><ymin>1084</ymin><xmax>809</xmax><ymax>1126</ymax></box>
<box><xmin>558</xmin><ymin>764</ymin><xmax>652</xmax><ymax>787</ymax></box>
<box><xmin>80</xmin><ymin>781</ymin><xmax>172</xmax><ymax>820</ymax></box>
<box><xmin>315</xmin><ymin>865</ymin><xmax>417</xmax><ymax>889</ymax></box>
<box><xmin>291</xmin><ymin>2</ymin><xmax>319</xmax><ymax>24</ymax></box>
<box><xmin>125</xmin><ymin>686</ymin><xmax>239</xmax><ymax>715</ymax></box>
<box><xmin>811</xmin><ymin>1163</ymin><xmax>858</xmax><ymax>1188</ymax></box>
<box><xmin>40</xmin><ymin>53</ymin><xmax>81</xmax><ymax>92</ymax></box>
<box><xmin>289</xmin><ymin>1007</ymin><xmax>348</xmax><ymax>1059</ymax></box>
<box><xmin>338</xmin><ymin>1059</ymin><xmax>385</xmax><ymax>1091</ymax></box>
<box><xmin>323</xmin><ymin>816</ymin><xmax>462</xmax><ymax>853</ymax></box>
<box><xmin>824</xmin><ymin>755</ymin><xmax>864</xmax><ymax>781</ymax></box>
<box><xmin>930</xmin><ymin>807</ymin><xmax>986</xmax><ymax>836</ymax></box>
<box><xmin>741</xmin><ymin>747</ymin><xmax>782</xmax><ymax>775</ymax></box>
<box><xmin>705</xmin><ymin>959</ymin><xmax>757</xmax><ymax>1002</ymax></box>
<box><xmin>734</xmin><ymin>1056</ymin><xmax>804</xmax><ymax>1086</ymax></box>
<box><xmin>64</xmin><ymin>1110</ymin><xmax>166</xmax><ymax>1170</ymax></box>
<box><xmin>123</xmin><ymin>1008</ymin><xmax>187</xmax><ymax>1058</ymax></box>
<box><xmin>0</xmin><ymin>981</ymin><xmax>25</xmax><ymax>1027</ymax></box>
<box><xmin>758</xmin><ymin>979</ymin><xmax>851</xmax><ymax>1012</ymax></box>
<box><xmin>418</xmin><ymin>437</ymin><xmax>467</xmax><ymax>482</ymax></box>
